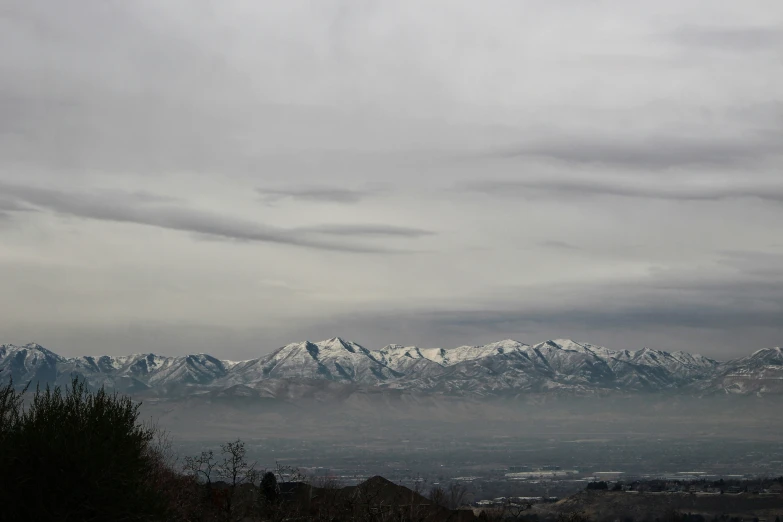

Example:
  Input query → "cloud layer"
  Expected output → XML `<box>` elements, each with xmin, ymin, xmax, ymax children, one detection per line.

<box><xmin>466</xmin><ymin>177</ymin><xmax>783</xmax><ymax>203</ymax></box>
<box><xmin>1</xmin><ymin>0</ymin><xmax>782</xmax><ymax>358</ymax></box>
<box><xmin>0</xmin><ymin>181</ymin><xmax>430</xmax><ymax>253</ymax></box>
<box><xmin>257</xmin><ymin>186</ymin><xmax>372</xmax><ymax>204</ymax></box>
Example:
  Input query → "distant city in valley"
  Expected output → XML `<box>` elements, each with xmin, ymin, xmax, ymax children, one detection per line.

<box><xmin>2</xmin><ymin>0</ymin><xmax>782</xmax><ymax>519</ymax></box>
<box><xmin>3</xmin><ymin>336</ymin><xmax>782</xmax><ymax>508</ymax></box>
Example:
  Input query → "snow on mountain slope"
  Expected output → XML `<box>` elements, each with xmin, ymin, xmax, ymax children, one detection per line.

<box><xmin>416</xmin><ymin>339</ymin><xmax>529</xmax><ymax>367</ymax></box>
<box><xmin>0</xmin><ymin>343</ymin><xmax>63</xmax><ymax>386</ymax></box>
<box><xmin>24</xmin><ymin>350</ymin><xmax>234</xmax><ymax>393</ymax></box>
<box><xmin>384</xmin><ymin>339</ymin><xmax>724</xmax><ymax>394</ymax></box>
<box><xmin>593</xmin><ymin>346</ymin><xmax>719</xmax><ymax>390</ymax></box>
<box><xmin>412</xmin><ymin>339</ymin><xmax>641</xmax><ymax>395</ymax></box>
<box><xmin>699</xmin><ymin>347</ymin><xmax>783</xmax><ymax>395</ymax></box>
<box><xmin>225</xmin><ymin>338</ymin><xmax>401</xmax><ymax>386</ymax></box>
<box><xmin>526</xmin><ymin>340</ymin><xmax>616</xmax><ymax>384</ymax></box>
<box><xmin>372</xmin><ymin>345</ymin><xmax>447</xmax><ymax>376</ymax></box>
<box><xmin>726</xmin><ymin>346</ymin><xmax>783</xmax><ymax>369</ymax></box>
<box><xmin>145</xmin><ymin>354</ymin><xmax>230</xmax><ymax>387</ymax></box>
<box><xmin>0</xmin><ymin>338</ymin><xmax>777</xmax><ymax>397</ymax></box>
<box><xmin>56</xmin><ymin>355</ymin><xmax>149</xmax><ymax>392</ymax></box>
<box><xmin>400</xmin><ymin>348</ymin><xmax>551</xmax><ymax>396</ymax></box>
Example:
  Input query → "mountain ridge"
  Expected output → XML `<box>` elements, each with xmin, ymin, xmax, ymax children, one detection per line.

<box><xmin>2</xmin><ymin>338</ymin><xmax>781</xmax><ymax>398</ymax></box>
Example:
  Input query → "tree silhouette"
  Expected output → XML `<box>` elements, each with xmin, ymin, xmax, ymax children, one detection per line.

<box><xmin>261</xmin><ymin>471</ymin><xmax>280</xmax><ymax>505</ymax></box>
<box><xmin>0</xmin><ymin>378</ymin><xmax>169</xmax><ymax>521</ymax></box>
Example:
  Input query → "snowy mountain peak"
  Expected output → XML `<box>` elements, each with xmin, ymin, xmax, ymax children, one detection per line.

<box><xmin>484</xmin><ymin>339</ymin><xmax>529</xmax><ymax>350</ymax></box>
<box><xmin>323</xmin><ymin>336</ymin><xmax>350</xmax><ymax>345</ymax></box>
<box><xmin>0</xmin><ymin>342</ymin><xmax>63</xmax><ymax>385</ymax></box>
<box><xmin>376</xmin><ymin>344</ymin><xmax>422</xmax><ymax>358</ymax></box>
<box><xmin>742</xmin><ymin>346</ymin><xmax>783</xmax><ymax>365</ymax></box>
<box><xmin>1</xmin><ymin>342</ymin><xmax>65</xmax><ymax>360</ymax></box>
<box><xmin>379</xmin><ymin>344</ymin><xmax>412</xmax><ymax>352</ymax></box>
<box><xmin>532</xmin><ymin>339</ymin><xmax>610</xmax><ymax>358</ymax></box>
<box><xmin>315</xmin><ymin>337</ymin><xmax>368</xmax><ymax>354</ymax></box>
<box><xmin>750</xmin><ymin>346</ymin><xmax>782</xmax><ymax>356</ymax></box>
<box><xmin>2</xmin><ymin>339</ymin><xmax>781</xmax><ymax>397</ymax></box>
<box><xmin>547</xmin><ymin>339</ymin><xmax>592</xmax><ymax>351</ymax></box>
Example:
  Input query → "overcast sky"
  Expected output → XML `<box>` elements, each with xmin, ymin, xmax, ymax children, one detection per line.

<box><xmin>1</xmin><ymin>1</ymin><xmax>782</xmax><ymax>360</ymax></box>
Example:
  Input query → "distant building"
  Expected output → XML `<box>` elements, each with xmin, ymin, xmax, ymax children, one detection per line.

<box><xmin>593</xmin><ymin>472</ymin><xmax>625</xmax><ymax>481</ymax></box>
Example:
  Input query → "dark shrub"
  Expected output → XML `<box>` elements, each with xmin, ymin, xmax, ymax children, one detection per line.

<box><xmin>0</xmin><ymin>378</ymin><xmax>170</xmax><ymax>521</ymax></box>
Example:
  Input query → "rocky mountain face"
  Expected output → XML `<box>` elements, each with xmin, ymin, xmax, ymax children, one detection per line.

<box><xmin>0</xmin><ymin>343</ymin><xmax>63</xmax><ymax>388</ymax></box>
<box><xmin>698</xmin><ymin>347</ymin><xmax>783</xmax><ymax>395</ymax></box>
<box><xmin>1</xmin><ymin>338</ymin><xmax>780</xmax><ymax>398</ymax></box>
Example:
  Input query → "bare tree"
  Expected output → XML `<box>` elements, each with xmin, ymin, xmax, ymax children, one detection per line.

<box><xmin>144</xmin><ymin>420</ymin><xmax>178</xmax><ymax>468</ymax></box>
<box><xmin>429</xmin><ymin>482</ymin><xmax>469</xmax><ymax>510</ymax></box>
<box><xmin>272</xmin><ymin>460</ymin><xmax>305</xmax><ymax>483</ymax></box>
<box><xmin>429</xmin><ymin>485</ymin><xmax>447</xmax><ymax>508</ymax></box>
<box><xmin>307</xmin><ymin>475</ymin><xmax>343</xmax><ymax>522</ymax></box>
<box><xmin>216</xmin><ymin>438</ymin><xmax>260</xmax><ymax>521</ymax></box>
<box><xmin>183</xmin><ymin>449</ymin><xmax>217</xmax><ymax>486</ymax></box>
<box><xmin>503</xmin><ymin>497</ymin><xmax>532</xmax><ymax>521</ymax></box>
<box><xmin>217</xmin><ymin>439</ymin><xmax>259</xmax><ymax>487</ymax></box>
<box><xmin>144</xmin><ymin>424</ymin><xmax>203</xmax><ymax>522</ymax></box>
<box><xmin>447</xmin><ymin>482</ymin><xmax>469</xmax><ymax>509</ymax></box>
<box><xmin>411</xmin><ymin>474</ymin><xmax>428</xmax><ymax>497</ymax></box>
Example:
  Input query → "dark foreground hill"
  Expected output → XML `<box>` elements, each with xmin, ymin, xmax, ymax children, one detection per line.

<box><xmin>0</xmin><ymin>377</ymin><xmax>477</xmax><ymax>521</ymax></box>
<box><xmin>268</xmin><ymin>476</ymin><xmax>476</xmax><ymax>522</ymax></box>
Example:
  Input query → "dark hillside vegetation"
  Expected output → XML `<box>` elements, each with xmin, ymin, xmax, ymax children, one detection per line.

<box><xmin>0</xmin><ymin>377</ymin><xmax>477</xmax><ymax>521</ymax></box>
<box><xmin>2</xmin><ymin>377</ymin><xmax>780</xmax><ymax>521</ymax></box>
<box><xmin>0</xmin><ymin>378</ymin><xmax>191</xmax><ymax>521</ymax></box>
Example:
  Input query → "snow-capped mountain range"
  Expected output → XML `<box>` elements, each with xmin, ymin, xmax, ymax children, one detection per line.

<box><xmin>1</xmin><ymin>338</ymin><xmax>781</xmax><ymax>397</ymax></box>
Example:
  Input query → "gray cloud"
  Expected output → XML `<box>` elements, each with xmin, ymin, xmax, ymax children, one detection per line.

<box><xmin>0</xmin><ymin>196</ymin><xmax>33</xmax><ymax>212</ymax></box>
<box><xmin>717</xmin><ymin>251</ymin><xmax>783</xmax><ymax>278</ymax></box>
<box><xmin>7</xmin><ymin>270</ymin><xmax>781</xmax><ymax>360</ymax></box>
<box><xmin>0</xmin><ymin>181</ymin><xmax>427</xmax><ymax>253</ymax></box>
<box><xmin>257</xmin><ymin>186</ymin><xmax>371</xmax><ymax>204</ymax></box>
<box><xmin>0</xmin><ymin>197</ymin><xmax>34</xmax><ymax>224</ymax></box>
<box><xmin>537</xmin><ymin>240</ymin><xmax>578</xmax><ymax>250</ymax></box>
<box><xmin>671</xmin><ymin>25</ymin><xmax>783</xmax><ymax>52</ymax></box>
<box><xmin>1</xmin><ymin>0</ymin><xmax>782</xmax><ymax>358</ymax></box>
<box><xmin>518</xmin><ymin>277</ymin><xmax>780</xmax><ymax>331</ymax></box>
<box><xmin>487</xmin><ymin>132</ymin><xmax>782</xmax><ymax>169</ymax></box>
<box><xmin>429</xmin><ymin>286</ymin><xmax>783</xmax><ymax>332</ymax></box>
<box><xmin>466</xmin><ymin>178</ymin><xmax>783</xmax><ymax>203</ymax></box>
<box><xmin>293</xmin><ymin>272</ymin><xmax>783</xmax><ymax>358</ymax></box>
<box><xmin>295</xmin><ymin>224</ymin><xmax>434</xmax><ymax>238</ymax></box>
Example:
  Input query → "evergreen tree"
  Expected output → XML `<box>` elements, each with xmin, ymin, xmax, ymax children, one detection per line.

<box><xmin>261</xmin><ymin>471</ymin><xmax>280</xmax><ymax>505</ymax></box>
<box><xmin>0</xmin><ymin>378</ymin><xmax>169</xmax><ymax>521</ymax></box>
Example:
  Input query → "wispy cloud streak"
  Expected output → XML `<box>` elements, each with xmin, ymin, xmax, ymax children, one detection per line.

<box><xmin>257</xmin><ymin>186</ymin><xmax>372</xmax><ymax>204</ymax></box>
<box><xmin>466</xmin><ymin>178</ymin><xmax>783</xmax><ymax>203</ymax></box>
<box><xmin>0</xmin><ymin>182</ymin><xmax>430</xmax><ymax>253</ymax></box>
